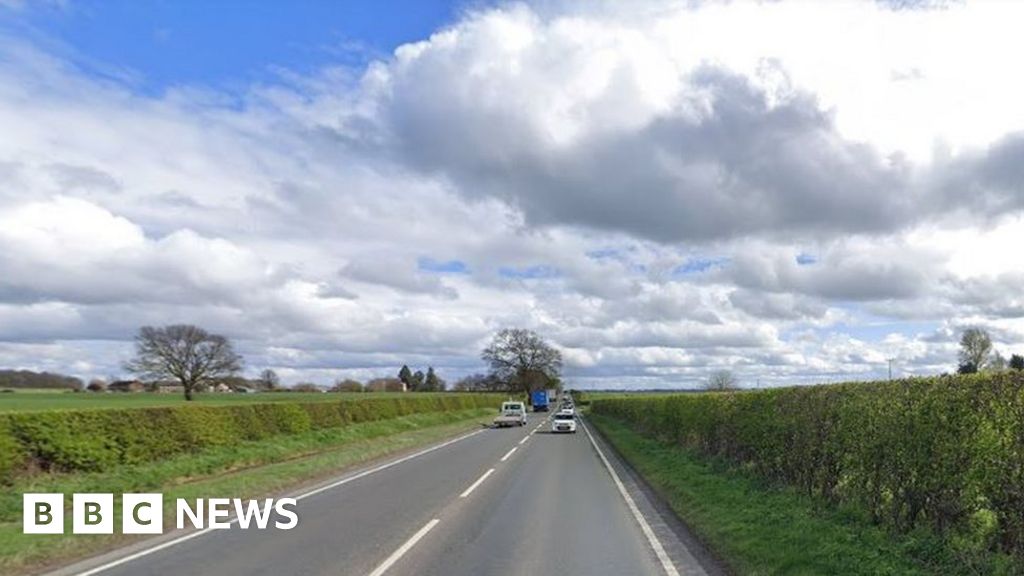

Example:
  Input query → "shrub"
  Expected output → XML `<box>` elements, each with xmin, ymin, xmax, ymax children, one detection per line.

<box><xmin>0</xmin><ymin>394</ymin><xmax>501</xmax><ymax>482</ymax></box>
<box><xmin>591</xmin><ymin>373</ymin><xmax>1024</xmax><ymax>559</ymax></box>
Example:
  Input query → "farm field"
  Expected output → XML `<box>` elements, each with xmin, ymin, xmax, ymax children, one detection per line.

<box><xmin>0</xmin><ymin>390</ymin><xmax>452</xmax><ymax>412</ymax></box>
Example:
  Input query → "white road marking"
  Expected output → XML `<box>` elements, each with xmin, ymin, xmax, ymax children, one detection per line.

<box><xmin>366</xmin><ymin>518</ymin><xmax>440</xmax><ymax>576</ymax></box>
<box><xmin>296</xmin><ymin>429</ymin><xmax>484</xmax><ymax>501</ymax></box>
<box><xmin>459</xmin><ymin>468</ymin><xmax>495</xmax><ymax>498</ymax></box>
<box><xmin>500</xmin><ymin>447</ymin><xmax>517</xmax><ymax>462</ymax></box>
<box><xmin>518</xmin><ymin>436</ymin><xmax>529</xmax><ymax>445</ymax></box>
<box><xmin>74</xmin><ymin>519</ymin><xmax>240</xmax><ymax>576</ymax></box>
<box><xmin>69</xmin><ymin>428</ymin><xmax>484</xmax><ymax>576</ymax></box>
<box><xmin>580</xmin><ymin>418</ymin><xmax>681</xmax><ymax>576</ymax></box>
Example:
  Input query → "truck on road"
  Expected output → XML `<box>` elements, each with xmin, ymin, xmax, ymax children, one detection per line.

<box><xmin>493</xmin><ymin>401</ymin><xmax>528</xmax><ymax>427</ymax></box>
<box><xmin>530</xmin><ymin>389</ymin><xmax>549</xmax><ymax>412</ymax></box>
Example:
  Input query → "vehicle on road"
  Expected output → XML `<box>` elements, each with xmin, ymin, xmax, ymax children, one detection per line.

<box><xmin>531</xmin><ymin>389</ymin><xmax>549</xmax><ymax>412</ymax></box>
<box><xmin>493</xmin><ymin>401</ymin><xmax>528</xmax><ymax>427</ymax></box>
<box><xmin>551</xmin><ymin>412</ymin><xmax>577</xmax><ymax>433</ymax></box>
<box><xmin>559</xmin><ymin>404</ymin><xmax>575</xmax><ymax>416</ymax></box>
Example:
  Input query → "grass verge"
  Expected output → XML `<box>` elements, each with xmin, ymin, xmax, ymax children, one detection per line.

<box><xmin>588</xmin><ymin>413</ymin><xmax>1020</xmax><ymax>576</ymax></box>
<box><xmin>0</xmin><ymin>407</ymin><xmax>492</xmax><ymax>576</ymax></box>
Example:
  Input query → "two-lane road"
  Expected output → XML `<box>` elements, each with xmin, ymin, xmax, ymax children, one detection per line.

<box><xmin>52</xmin><ymin>414</ymin><xmax>718</xmax><ymax>576</ymax></box>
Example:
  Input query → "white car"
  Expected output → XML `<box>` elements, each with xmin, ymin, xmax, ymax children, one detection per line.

<box><xmin>551</xmin><ymin>412</ymin><xmax>577</xmax><ymax>434</ymax></box>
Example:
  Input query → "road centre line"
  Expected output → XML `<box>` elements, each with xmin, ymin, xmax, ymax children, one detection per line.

<box><xmin>580</xmin><ymin>418</ymin><xmax>680</xmax><ymax>576</ymax></box>
<box><xmin>366</xmin><ymin>518</ymin><xmax>440</xmax><ymax>576</ymax></box>
<box><xmin>70</xmin><ymin>428</ymin><xmax>484</xmax><ymax>576</ymax></box>
<box><xmin>459</xmin><ymin>468</ymin><xmax>495</xmax><ymax>498</ymax></box>
<box><xmin>519</xmin><ymin>436</ymin><xmax>529</xmax><ymax>445</ymax></box>
<box><xmin>500</xmin><ymin>447</ymin><xmax>517</xmax><ymax>462</ymax></box>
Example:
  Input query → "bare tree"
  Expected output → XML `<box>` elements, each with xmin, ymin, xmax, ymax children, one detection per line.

<box><xmin>453</xmin><ymin>373</ymin><xmax>505</xmax><ymax>391</ymax></box>
<box><xmin>256</xmin><ymin>368</ymin><xmax>281</xmax><ymax>391</ymax></box>
<box><xmin>125</xmin><ymin>325</ymin><xmax>242</xmax><ymax>401</ymax></box>
<box><xmin>958</xmin><ymin>328</ymin><xmax>993</xmax><ymax>372</ymax></box>
<box><xmin>482</xmin><ymin>328</ymin><xmax>562</xmax><ymax>394</ymax></box>
<box><xmin>706</xmin><ymin>369</ymin><xmax>738</xmax><ymax>391</ymax></box>
<box><xmin>331</xmin><ymin>378</ymin><xmax>364</xmax><ymax>393</ymax></box>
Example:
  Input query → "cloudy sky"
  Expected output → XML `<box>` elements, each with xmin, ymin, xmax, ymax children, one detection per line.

<box><xmin>1</xmin><ymin>0</ymin><xmax>1023</xmax><ymax>389</ymax></box>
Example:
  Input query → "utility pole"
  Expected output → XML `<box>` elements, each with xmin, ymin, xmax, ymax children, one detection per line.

<box><xmin>887</xmin><ymin>357</ymin><xmax>895</xmax><ymax>381</ymax></box>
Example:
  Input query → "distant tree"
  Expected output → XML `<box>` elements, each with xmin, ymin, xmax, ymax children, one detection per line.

<box><xmin>957</xmin><ymin>362</ymin><xmax>978</xmax><ymax>375</ymax></box>
<box><xmin>988</xmin><ymin>351</ymin><xmax>1008</xmax><ymax>372</ymax></box>
<box><xmin>257</xmin><ymin>369</ymin><xmax>281</xmax><ymax>391</ymax></box>
<box><xmin>366</xmin><ymin>377</ymin><xmax>406</xmax><ymax>392</ymax></box>
<box><xmin>124</xmin><ymin>324</ymin><xmax>242</xmax><ymax>401</ymax></box>
<box><xmin>1010</xmin><ymin>354</ymin><xmax>1024</xmax><ymax>372</ymax></box>
<box><xmin>411</xmin><ymin>370</ymin><xmax>425</xmax><ymax>391</ymax></box>
<box><xmin>398</xmin><ymin>365</ymin><xmax>413</xmax><ymax>387</ymax></box>
<box><xmin>86</xmin><ymin>379</ymin><xmax>106</xmax><ymax>392</ymax></box>
<box><xmin>423</xmin><ymin>367</ymin><xmax>445</xmax><ymax>392</ymax></box>
<box><xmin>292</xmin><ymin>382</ymin><xmax>322</xmax><ymax>393</ymax></box>
<box><xmin>0</xmin><ymin>369</ymin><xmax>83</xmax><ymax>390</ymax></box>
<box><xmin>453</xmin><ymin>373</ymin><xmax>505</xmax><ymax>392</ymax></box>
<box><xmin>482</xmin><ymin>328</ymin><xmax>562</xmax><ymax>394</ymax></box>
<box><xmin>959</xmin><ymin>328</ymin><xmax>993</xmax><ymax>373</ymax></box>
<box><xmin>331</xmin><ymin>378</ymin><xmax>364</xmax><ymax>393</ymax></box>
<box><xmin>706</xmin><ymin>370</ymin><xmax>738</xmax><ymax>391</ymax></box>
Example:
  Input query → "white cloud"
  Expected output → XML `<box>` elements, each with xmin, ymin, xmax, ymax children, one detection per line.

<box><xmin>0</xmin><ymin>1</ymin><xmax>1023</xmax><ymax>387</ymax></box>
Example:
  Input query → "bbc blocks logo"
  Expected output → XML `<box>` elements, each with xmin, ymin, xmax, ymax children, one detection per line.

<box><xmin>23</xmin><ymin>494</ymin><xmax>298</xmax><ymax>534</ymax></box>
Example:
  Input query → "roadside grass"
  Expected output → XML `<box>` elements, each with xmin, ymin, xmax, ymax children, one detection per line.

<box><xmin>0</xmin><ymin>407</ymin><xmax>492</xmax><ymax>575</ymax></box>
<box><xmin>588</xmin><ymin>413</ymin><xmax>1020</xmax><ymax>576</ymax></box>
<box><xmin>0</xmin><ymin>391</ymin><xmax>438</xmax><ymax>412</ymax></box>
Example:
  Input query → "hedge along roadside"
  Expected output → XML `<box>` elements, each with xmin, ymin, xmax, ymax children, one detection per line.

<box><xmin>0</xmin><ymin>394</ymin><xmax>503</xmax><ymax>483</ymax></box>
<box><xmin>590</xmin><ymin>373</ymin><xmax>1024</xmax><ymax>560</ymax></box>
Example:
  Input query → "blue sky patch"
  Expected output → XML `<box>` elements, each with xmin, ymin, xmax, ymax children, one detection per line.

<box><xmin>673</xmin><ymin>256</ymin><xmax>729</xmax><ymax>276</ymax></box>
<box><xmin>0</xmin><ymin>0</ymin><xmax>475</xmax><ymax>94</ymax></box>
<box><xmin>796</xmin><ymin>252</ymin><xmax>818</xmax><ymax>266</ymax></box>
<box><xmin>418</xmin><ymin>257</ymin><xmax>469</xmax><ymax>274</ymax></box>
<box><xmin>499</xmin><ymin>265</ymin><xmax>560</xmax><ymax>280</ymax></box>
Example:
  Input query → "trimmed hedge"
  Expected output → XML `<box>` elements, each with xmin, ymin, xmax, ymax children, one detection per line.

<box><xmin>591</xmin><ymin>374</ymin><xmax>1024</xmax><ymax>559</ymax></box>
<box><xmin>0</xmin><ymin>394</ymin><xmax>500</xmax><ymax>483</ymax></box>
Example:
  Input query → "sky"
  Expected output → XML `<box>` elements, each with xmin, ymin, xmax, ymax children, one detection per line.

<box><xmin>1</xmin><ymin>0</ymin><xmax>1023</xmax><ymax>389</ymax></box>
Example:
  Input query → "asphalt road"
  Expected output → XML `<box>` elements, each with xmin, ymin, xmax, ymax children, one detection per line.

<box><xmin>52</xmin><ymin>414</ymin><xmax>719</xmax><ymax>576</ymax></box>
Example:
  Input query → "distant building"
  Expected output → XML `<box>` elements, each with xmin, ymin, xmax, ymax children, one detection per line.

<box><xmin>155</xmin><ymin>381</ymin><xmax>185</xmax><ymax>394</ymax></box>
<box><xmin>107</xmin><ymin>380</ymin><xmax>145</xmax><ymax>393</ymax></box>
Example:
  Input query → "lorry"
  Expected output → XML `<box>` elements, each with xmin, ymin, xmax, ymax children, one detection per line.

<box><xmin>493</xmin><ymin>401</ymin><xmax>527</xmax><ymax>427</ymax></box>
<box><xmin>530</xmin><ymin>389</ymin><xmax>549</xmax><ymax>412</ymax></box>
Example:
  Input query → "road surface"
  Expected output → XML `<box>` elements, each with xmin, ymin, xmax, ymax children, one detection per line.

<box><xmin>50</xmin><ymin>415</ymin><xmax>721</xmax><ymax>576</ymax></box>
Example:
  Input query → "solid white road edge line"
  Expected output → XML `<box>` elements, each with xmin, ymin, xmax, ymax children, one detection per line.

<box><xmin>459</xmin><ymin>468</ymin><xmax>495</xmax><ymax>498</ymax></box>
<box><xmin>580</xmin><ymin>418</ymin><xmax>681</xmax><ymax>576</ymax></box>
<box><xmin>500</xmin><ymin>446</ymin><xmax>517</xmax><ymax>462</ymax></box>
<box><xmin>366</xmin><ymin>518</ymin><xmax>440</xmax><ymax>576</ymax></box>
<box><xmin>72</xmin><ymin>428</ymin><xmax>485</xmax><ymax>576</ymax></box>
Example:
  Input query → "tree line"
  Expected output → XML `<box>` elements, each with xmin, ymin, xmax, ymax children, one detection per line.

<box><xmin>115</xmin><ymin>324</ymin><xmax>563</xmax><ymax>401</ymax></box>
<box><xmin>0</xmin><ymin>370</ymin><xmax>83</xmax><ymax>390</ymax></box>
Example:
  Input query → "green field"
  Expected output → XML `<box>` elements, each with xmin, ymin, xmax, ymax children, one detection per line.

<box><xmin>0</xmin><ymin>391</ymin><xmax>445</xmax><ymax>412</ymax></box>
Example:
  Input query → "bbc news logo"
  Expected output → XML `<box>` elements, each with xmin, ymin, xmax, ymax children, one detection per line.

<box><xmin>23</xmin><ymin>494</ymin><xmax>298</xmax><ymax>534</ymax></box>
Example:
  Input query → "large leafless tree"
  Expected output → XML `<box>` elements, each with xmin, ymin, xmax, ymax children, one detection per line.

<box><xmin>706</xmin><ymin>369</ymin><xmax>738</xmax><ymax>391</ymax></box>
<box><xmin>125</xmin><ymin>324</ymin><xmax>242</xmax><ymax>401</ymax></box>
<box><xmin>958</xmin><ymin>327</ymin><xmax>993</xmax><ymax>372</ymax></box>
<box><xmin>481</xmin><ymin>328</ymin><xmax>562</xmax><ymax>394</ymax></box>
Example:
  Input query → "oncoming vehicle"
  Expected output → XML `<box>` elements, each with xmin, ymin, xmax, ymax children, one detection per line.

<box><xmin>551</xmin><ymin>412</ymin><xmax>577</xmax><ymax>434</ymax></box>
<box><xmin>493</xmin><ymin>401</ymin><xmax>528</xmax><ymax>427</ymax></box>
